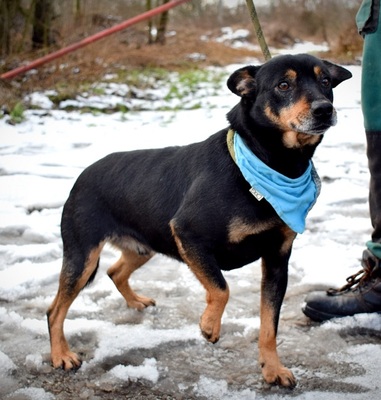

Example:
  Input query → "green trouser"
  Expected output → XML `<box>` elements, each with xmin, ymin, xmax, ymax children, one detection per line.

<box><xmin>357</xmin><ymin>0</ymin><xmax>381</xmax><ymax>256</ymax></box>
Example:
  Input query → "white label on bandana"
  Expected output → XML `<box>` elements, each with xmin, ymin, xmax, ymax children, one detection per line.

<box><xmin>249</xmin><ymin>187</ymin><xmax>264</xmax><ymax>201</ymax></box>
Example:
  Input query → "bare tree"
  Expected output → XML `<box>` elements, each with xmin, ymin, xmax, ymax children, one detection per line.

<box><xmin>73</xmin><ymin>0</ymin><xmax>82</xmax><ymax>23</ymax></box>
<box><xmin>146</xmin><ymin>0</ymin><xmax>170</xmax><ymax>45</ymax></box>
<box><xmin>0</xmin><ymin>0</ymin><xmax>21</xmax><ymax>56</ymax></box>
<box><xmin>32</xmin><ymin>0</ymin><xmax>55</xmax><ymax>49</ymax></box>
<box><xmin>146</xmin><ymin>0</ymin><xmax>154</xmax><ymax>44</ymax></box>
<box><xmin>156</xmin><ymin>0</ymin><xmax>169</xmax><ymax>44</ymax></box>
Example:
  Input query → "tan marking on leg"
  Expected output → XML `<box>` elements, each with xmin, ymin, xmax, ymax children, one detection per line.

<box><xmin>107</xmin><ymin>249</ymin><xmax>155</xmax><ymax>311</ymax></box>
<box><xmin>47</xmin><ymin>244</ymin><xmax>104</xmax><ymax>370</ymax></box>
<box><xmin>280</xmin><ymin>225</ymin><xmax>297</xmax><ymax>255</ymax></box>
<box><xmin>258</xmin><ymin>257</ymin><xmax>296</xmax><ymax>387</ymax></box>
<box><xmin>199</xmin><ymin>286</ymin><xmax>229</xmax><ymax>343</ymax></box>
<box><xmin>228</xmin><ymin>217</ymin><xmax>278</xmax><ymax>243</ymax></box>
<box><xmin>258</xmin><ymin>299</ymin><xmax>296</xmax><ymax>387</ymax></box>
<box><xmin>170</xmin><ymin>221</ymin><xmax>229</xmax><ymax>343</ymax></box>
<box><xmin>48</xmin><ymin>284</ymin><xmax>82</xmax><ymax>370</ymax></box>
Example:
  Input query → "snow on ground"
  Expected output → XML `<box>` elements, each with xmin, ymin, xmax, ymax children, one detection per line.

<box><xmin>1</xmin><ymin>53</ymin><xmax>381</xmax><ymax>399</ymax></box>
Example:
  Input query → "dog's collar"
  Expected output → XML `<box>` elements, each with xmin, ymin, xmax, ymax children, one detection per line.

<box><xmin>227</xmin><ymin>129</ymin><xmax>237</xmax><ymax>162</ymax></box>
<box><xmin>227</xmin><ymin>129</ymin><xmax>320</xmax><ymax>233</ymax></box>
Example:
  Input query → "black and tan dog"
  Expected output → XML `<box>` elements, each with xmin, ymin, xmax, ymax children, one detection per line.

<box><xmin>47</xmin><ymin>54</ymin><xmax>351</xmax><ymax>387</ymax></box>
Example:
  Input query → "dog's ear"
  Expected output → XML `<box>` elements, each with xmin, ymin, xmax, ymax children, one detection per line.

<box><xmin>322</xmin><ymin>60</ymin><xmax>352</xmax><ymax>88</ymax></box>
<box><xmin>227</xmin><ymin>65</ymin><xmax>261</xmax><ymax>97</ymax></box>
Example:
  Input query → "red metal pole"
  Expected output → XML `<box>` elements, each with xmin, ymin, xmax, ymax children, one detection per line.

<box><xmin>0</xmin><ymin>0</ymin><xmax>191</xmax><ymax>80</ymax></box>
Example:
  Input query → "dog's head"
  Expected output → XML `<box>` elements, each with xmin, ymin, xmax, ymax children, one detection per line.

<box><xmin>227</xmin><ymin>54</ymin><xmax>352</xmax><ymax>148</ymax></box>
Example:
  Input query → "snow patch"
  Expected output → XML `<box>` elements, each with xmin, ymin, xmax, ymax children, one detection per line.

<box><xmin>8</xmin><ymin>387</ymin><xmax>54</xmax><ymax>400</ymax></box>
<box><xmin>107</xmin><ymin>358</ymin><xmax>159</xmax><ymax>383</ymax></box>
<box><xmin>0</xmin><ymin>351</ymin><xmax>17</xmax><ymax>376</ymax></box>
<box><xmin>195</xmin><ymin>376</ymin><xmax>257</xmax><ymax>400</ymax></box>
<box><xmin>82</xmin><ymin>323</ymin><xmax>201</xmax><ymax>369</ymax></box>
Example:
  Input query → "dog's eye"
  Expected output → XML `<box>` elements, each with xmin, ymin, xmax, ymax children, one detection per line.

<box><xmin>321</xmin><ymin>78</ymin><xmax>331</xmax><ymax>87</ymax></box>
<box><xmin>278</xmin><ymin>82</ymin><xmax>290</xmax><ymax>91</ymax></box>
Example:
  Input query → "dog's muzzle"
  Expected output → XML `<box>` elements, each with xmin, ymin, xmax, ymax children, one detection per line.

<box><xmin>311</xmin><ymin>100</ymin><xmax>334</xmax><ymax>119</ymax></box>
<box><xmin>308</xmin><ymin>100</ymin><xmax>337</xmax><ymax>134</ymax></box>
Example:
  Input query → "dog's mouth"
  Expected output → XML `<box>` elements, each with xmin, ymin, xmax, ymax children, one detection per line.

<box><xmin>296</xmin><ymin>125</ymin><xmax>330</xmax><ymax>135</ymax></box>
<box><xmin>283</xmin><ymin>117</ymin><xmax>336</xmax><ymax>148</ymax></box>
<box><xmin>291</xmin><ymin>115</ymin><xmax>337</xmax><ymax>136</ymax></box>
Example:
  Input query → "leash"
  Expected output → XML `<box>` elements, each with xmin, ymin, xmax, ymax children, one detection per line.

<box><xmin>245</xmin><ymin>0</ymin><xmax>272</xmax><ymax>61</ymax></box>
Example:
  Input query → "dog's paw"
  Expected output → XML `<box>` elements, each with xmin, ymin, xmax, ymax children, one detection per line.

<box><xmin>52</xmin><ymin>351</ymin><xmax>82</xmax><ymax>371</ymax></box>
<box><xmin>261</xmin><ymin>363</ymin><xmax>296</xmax><ymax>388</ymax></box>
<box><xmin>199</xmin><ymin>314</ymin><xmax>221</xmax><ymax>344</ymax></box>
<box><xmin>127</xmin><ymin>295</ymin><xmax>156</xmax><ymax>311</ymax></box>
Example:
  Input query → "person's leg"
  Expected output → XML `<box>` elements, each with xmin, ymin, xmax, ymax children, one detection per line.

<box><xmin>366</xmin><ymin>131</ymin><xmax>381</xmax><ymax>251</ymax></box>
<box><xmin>363</xmin><ymin>0</ymin><xmax>381</xmax><ymax>251</ymax></box>
<box><xmin>303</xmin><ymin>6</ymin><xmax>381</xmax><ymax>321</ymax></box>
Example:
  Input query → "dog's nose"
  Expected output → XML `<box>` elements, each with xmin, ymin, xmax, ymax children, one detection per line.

<box><xmin>311</xmin><ymin>100</ymin><xmax>333</xmax><ymax>118</ymax></box>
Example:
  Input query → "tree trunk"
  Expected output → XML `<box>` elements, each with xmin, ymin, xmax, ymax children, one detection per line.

<box><xmin>73</xmin><ymin>0</ymin><xmax>82</xmax><ymax>24</ymax></box>
<box><xmin>0</xmin><ymin>0</ymin><xmax>14</xmax><ymax>56</ymax></box>
<box><xmin>32</xmin><ymin>0</ymin><xmax>54</xmax><ymax>49</ymax></box>
<box><xmin>217</xmin><ymin>0</ymin><xmax>223</xmax><ymax>24</ymax></box>
<box><xmin>146</xmin><ymin>0</ymin><xmax>154</xmax><ymax>44</ymax></box>
<box><xmin>156</xmin><ymin>0</ymin><xmax>170</xmax><ymax>45</ymax></box>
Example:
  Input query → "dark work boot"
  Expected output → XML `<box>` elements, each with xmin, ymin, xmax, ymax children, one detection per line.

<box><xmin>302</xmin><ymin>249</ymin><xmax>381</xmax><ymax>322</ymax></box>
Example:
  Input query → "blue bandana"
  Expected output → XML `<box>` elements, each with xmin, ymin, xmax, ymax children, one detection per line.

<box><xmin>233</xmin><ymin>132</ymin><xmax>320</xmax><ymax>234</ymax></box>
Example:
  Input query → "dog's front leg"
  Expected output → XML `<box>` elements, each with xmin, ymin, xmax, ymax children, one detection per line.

<box><xmin>258</xmin><ymin>247</ymin><xmax>296</xmax><ymax>388</ymax></box>
<box><xmin>170</xmin><ymin>220</ymin><xmax>229</xmax><ymax>343</ymax></box>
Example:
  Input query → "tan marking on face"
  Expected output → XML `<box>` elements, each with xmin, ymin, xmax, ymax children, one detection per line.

<box><xmin>265</xmin><ymin>97</ymin><xmax>310</xmax><ymax>132</ymax></box>
<box><xmin>285</xmin><ymin>69</ymin><xmax>297</xmax><ymax>80</ymax></box>
<box><xmin>279</xmin><ymin>97</ymin><xmax>310</xmax><ymax>128</ymax></box>
<box><xmin>314</xmin><ymin>65</ymin><xmax>322</xmax><ymax>78</ymax></box>
<box><xmin>264</xmin><ymin>104</ymin><xmax>278</xmax><ymax>125</ymax></box>
<box><xmin>283</xmin><ymin>131</ymin><xmax>322</xmax><ymax>148</ymax></box>
<box><xmin>282</xmin><ymin>131</ymin><xmax>299</xmax><ymax>148</ymax></box>
<box><xmin>228</xmin><ymin>217</ymin><xmax>278</xmax><ymax>243</ymax></box>
<box><xmin>297</xmin><ymin>132</ymin><xmax>322</xmax><ymax>146</ymax></box>
<box><xmin>265</xmin><ymin>96</ymin><xmax>323</xmax><ymax>148</ymax></box>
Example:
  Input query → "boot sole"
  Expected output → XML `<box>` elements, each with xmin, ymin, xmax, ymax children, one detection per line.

<box><xmin>302</xmin><ymin>305</ymin><xmax>345</xmax><ymax>322</ymax></box>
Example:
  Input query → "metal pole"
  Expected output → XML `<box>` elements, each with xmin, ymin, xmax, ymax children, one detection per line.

<box><xmin>1</xmin><ymin>0</ymin><xmax>191</xmax><ymax>80</ymax></box>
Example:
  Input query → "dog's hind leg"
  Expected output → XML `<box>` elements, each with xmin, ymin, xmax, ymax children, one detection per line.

<box><xmin>47</xmin><ymin>243</ymin><xmax>104</xmax><ymax>370</ymax></box>
<box><xmin>107</xmin><ymin>249</ymin><xmax>156</xmax><ymax>311</ymax></box>
<box><xmin>170</xmin><ymin>220</ymin><xmax>229</xmax><ymax>344</ymax></box>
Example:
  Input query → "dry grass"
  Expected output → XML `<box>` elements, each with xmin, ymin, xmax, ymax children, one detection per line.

<box><xmin>3</xmin><ymin>25</ymin><xmax>262</xmax><ymax>86</ymax></box>
<box><xmin>0</xmin><ymin>25</ymin><xmax>263</xmax><ymax>110</ymax></box>
<box><xmin>0</xmin><ymin>19</ymin><xmax>362</xmax><ymax>111</ymax></box>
